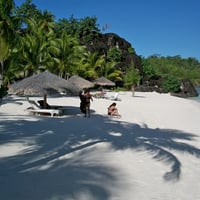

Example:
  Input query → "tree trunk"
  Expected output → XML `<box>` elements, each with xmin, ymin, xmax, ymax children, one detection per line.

<box><xmin>0</xmin><ymin>61</ymin><xmax>4</xmax><ymax>85</ymax></box>
<box><xmin>131</xmin><ymin>85</ymin><xmax>135</xmax><ymax>96</ymax></box>
<box><xmin>43</xmin><ymin>94</ymin><xmax>47</xmax><ymax>108</ymax></box>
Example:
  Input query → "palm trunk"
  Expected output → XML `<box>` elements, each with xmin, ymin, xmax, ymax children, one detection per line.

<box><xmin>131</xmin><ymin>85</ymin><xmax>135</xmax><ymax>97</ymax></box>
<box><xmin>43</xmin><ymin>94</ymin><xmax>47</xmax><ymax>109</ymax></box>
<box><xmin>0</xmin><ymin>61</ymin><xmax>4</xmax><ymax>85</ymax></box>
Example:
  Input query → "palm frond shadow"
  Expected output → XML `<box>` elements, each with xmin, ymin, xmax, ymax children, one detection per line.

<box><xmin>0</xmin><ymin>114</ymin><xmax>200</xmax><ymax>199</ymax></box>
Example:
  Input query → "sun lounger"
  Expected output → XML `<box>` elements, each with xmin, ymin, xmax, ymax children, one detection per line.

<box><xmin>93</xmin><ymin>91</ymin><xmax>106</xmax><ymax>98</ymax></box>
<box><xmin>105</xmin><ymin>92</ymin><xmax>121</xmax><ymax>101</ymax></box>
<box><xmin>27</xmin><ymin>99</ymin><xmax>63</xmax><ymax>117</ymax></box>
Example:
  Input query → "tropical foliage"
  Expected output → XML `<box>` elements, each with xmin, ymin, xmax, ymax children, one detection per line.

<box><xmin>161</xmin><ymin>77</ymin><xmax>181</xmax><ymax>93</ymax></box>
<box><xmin>0</xmin><ymin>0</ymin><xmax>16</xmax><ymax>81</ymax></box>
<box><xmin>0</xmin><ymin>0</ymin><xmax>126</xmax><ymax>85</ymax></box>
<box><xmin>0</xmin><ymin>0</ymin><xmax>200</xmax><ymax>92</ymax></box>
<box><xmin>124</xmin><ymin>65</ymin><xmax>141</xmax><ymax>88</ymax></box>
<box><xmin>142</xmin><ymin>55</ymin><xmax>200</xmax><ymax>87</ymax></box>
<box><xmin>0</xmin><ymin>84</ymin><xmax>8</xmax><ymax>101</ymax></box>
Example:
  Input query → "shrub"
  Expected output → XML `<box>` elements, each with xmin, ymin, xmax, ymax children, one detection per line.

<box><xmin>124</xmin><ymin>67</ymin><xmax>141</xmax><ymax>88</ymax></box>
<box><xmin>0</xmin><ymin>84</ymin><xmax>8</xmax><ymax>100</ymax></box>
<box><xmin>162</xmin><ymin>77</ymin><xmax>181</xmax><ymax>93</ymax></box>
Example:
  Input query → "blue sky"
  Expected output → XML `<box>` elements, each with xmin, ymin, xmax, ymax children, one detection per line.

<box><xmin>14</xmin><ymin>0</ymin><xmax>200</xmax><ymax>61</ymax></box>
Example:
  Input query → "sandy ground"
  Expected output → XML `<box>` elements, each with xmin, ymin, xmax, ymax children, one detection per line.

<box><xmin>0</xmin><ymin>91</ymin><xmax>200</xmax><ymax>200</ymax></box>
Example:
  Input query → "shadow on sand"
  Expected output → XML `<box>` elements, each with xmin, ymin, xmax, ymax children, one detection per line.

<box><xmin>0</xmin><ymin>108</ymin><xmax>200</xmax><ymax>199</ymax></box>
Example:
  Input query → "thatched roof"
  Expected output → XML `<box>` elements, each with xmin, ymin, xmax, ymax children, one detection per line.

<box><xmin>93</xmin><ymin>77</ymin><xmax>115</xmax><ymax>86</ymax></box>
<box><xmin>68</xmin><ymin>75</ymin><xmax>94</xmax><ymax>89</ymax></box>
<box><xmin>9</xmin><ymin>71</ymin><xmax>80</xmax><ymax>96</ymax></box>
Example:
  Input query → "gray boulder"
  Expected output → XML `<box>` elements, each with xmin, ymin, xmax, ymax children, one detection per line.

<box><xmin>171</xmin><ymin>79</ymin><xmax>198</xmax><ymax>98</ymax></box>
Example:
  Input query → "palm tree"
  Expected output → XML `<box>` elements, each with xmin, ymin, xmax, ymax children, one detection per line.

<box><xmin>38</xmin><ymin>10</ymin><xmax>55</xmax><ymax>35</ymax></box>
<box><xmin>78</xmin><ymin>52</ymin><xmax>105</xmax><ymax>80</ymax></box>
<box><xmin>18</xmin><ymin>18</ymin><xmax>55</xmax><ymax>76</ymax></box>
<box><xmin>103</xmin><ymin>61</ymin><xmax>123</xmax><ymax>82</ymax></box>
<box><xmin>124</xmin><ymin>65</ymin><xmax>141</xmax><ymax>96</ymax></box>
<box><xmin>0</xmin><ymin>0</ymin><xmax>15</xmax><ymax>83</ymax></box>
<box><xmin>50</xmin><ymin>32</ymin><xmax>83</xmax><ymax>78</ymax></box>
<box><xmin>0</xmin><ymin>37</ymin><xmax>9</xmax><ymax>80</ymax></box>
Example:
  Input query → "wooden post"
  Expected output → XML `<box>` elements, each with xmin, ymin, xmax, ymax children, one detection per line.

<box><xmin>44</xmin><ymin>94</ymin><xmax>47</xmax><ymax>109</ymax></box>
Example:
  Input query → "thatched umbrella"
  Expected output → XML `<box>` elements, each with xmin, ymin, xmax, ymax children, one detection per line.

<box><xmin>9</xmin><ymin>71</ymin><xmax>80</xmax><ymax>96</ymax></box>
<box><xmin>93</xmin><ymin>77</ymin><xmax>115</xmax><ymax>87</ymax></box>
<box><xmin>68</xmin><ymin>75</ymin><xmax>94</xmax><ymax>89</ymax></box>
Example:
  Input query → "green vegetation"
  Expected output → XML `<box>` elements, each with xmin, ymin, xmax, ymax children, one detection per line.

<box><xmin>107</xmin><ymin>47</ymin><xmax>122</xmax><ymax>63</ymax></box>
<box><xmin>124</xmin><ymin>65</ymin><xmax>141</xmax><ymax>88</ymax></box>
<box><xmin>0</xmin><ymin>84</ymin><xmax>8</xmax><ymax>101</ymax></box>
<box><xmin>161</xmin><ymin>77</ymin><xmax>181</xmax><ymax>93</ymax></box>
<box><xmin>142</xmin><ymin>55</ymin><xmax>200</xmax><ymax>87</ymax></box>
<box><xmin>0</xmin><ymin>0</ymin><xmax>125</xmax><ymax>85</ymax></box>
<box><xmin>0</xmin><ymin>0</ymin><xmax>200</xmax><ymax>94</ymax></box>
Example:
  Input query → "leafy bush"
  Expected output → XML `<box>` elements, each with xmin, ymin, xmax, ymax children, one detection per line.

<box><xmin>128</xmin><ymin>47</ymin><xmax>135</xmax><ymax>54</ymax></box>
<box><xmin>143</xmin><ymin>64</ymin><xmax>156</xmax><ymax>78</ymax></box>
<box><xmin>0</xmin><ymin>84</ymin><xmax>8</xmax><ymax>100</ymax></box>
<box><xmin>107</xmin><ymin>47</ymin><xmax>122</xmax><ymax>63</ymax></box>
<box><xmin>161</xmin><ymin>77</ymin><xmax>181</xmax><ymax>93</ymax></box>
<box><xmin>124</xmin><ymin>67</ymin><xmax>141</xmax><ymax>87</ymax></box>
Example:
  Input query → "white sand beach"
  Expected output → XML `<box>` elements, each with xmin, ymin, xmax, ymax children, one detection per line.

<box><xmin>0</xmin><ymin>91</ymin><xmax>200</xmax><ymax>200</ymax></box>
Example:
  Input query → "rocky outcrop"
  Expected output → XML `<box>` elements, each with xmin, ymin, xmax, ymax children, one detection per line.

<box><xmin>136</xmin><ymin>75</ymin><xmax>165</xmax><ymax>93</ymax></box>
<box><xmin>83</xmin><ymin>33</ymin><xmax>198</xmax><ymax>97</ymax></box>
<box><xmin>136</xmin><ymin>76</ymin><xmax>198</xmax><ymax>98</ymax></box>
<box><xmin>171</xmin><ymin>79</ymin><xmax>198</xmax><ymax>98</ymax></box>
<box><xmin>84</xmin><ymin>32</ymin><xmax>143</xmax><ymax>74</ymax></box>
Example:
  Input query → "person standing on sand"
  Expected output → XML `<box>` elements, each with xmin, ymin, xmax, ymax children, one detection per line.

<box><xmin>79</xmin><ymin>89</ymin><xmax>93</xmax><ymax>117</ymax></box>
<box><xmin>79</xmin><ymin>90</ymin><xmax>86</xmax><ymax>115</ymax></box>
<box><xmin>84</xmin><ymin>89</ymin><xmax>93</xmax><ymax>117</ymax></box>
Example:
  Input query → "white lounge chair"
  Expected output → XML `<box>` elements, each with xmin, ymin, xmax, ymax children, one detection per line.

<box><xmin>27</xmin><ymin>99</ymin><xmax>63</xmax><ymax>117</ymax></box>
<box><xmin>93</xmin><ymin>91</ymin><xmax>106</xmax><ymax>98</ymax></box>
<box><xmin>105</xmin><ymin>92</ymin><xmax>121</xmax><ymax>101</ymax></box>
